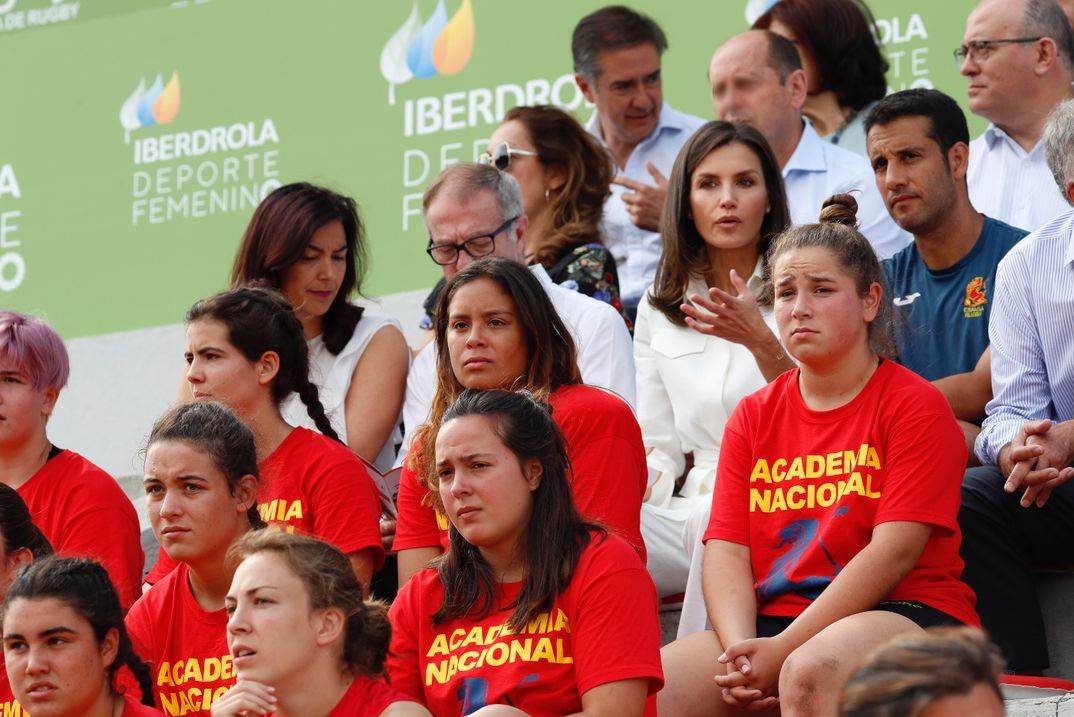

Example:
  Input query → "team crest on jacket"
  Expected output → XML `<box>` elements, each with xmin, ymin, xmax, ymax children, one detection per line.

<box><xmin>963</xmin><ymin>277</ymin><xmax>987</xmax><ymax>318</ymax></box>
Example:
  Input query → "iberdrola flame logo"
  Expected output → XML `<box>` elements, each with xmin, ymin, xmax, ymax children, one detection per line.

<box><xmin>380</xmin><ymin>0</ymin><xmax>474</xmax><ymax>105</ymax></box>
<box><xmin>119</xmin><ymin>71</ymin><xmax>181</xmax><ymax>141</ymax></box>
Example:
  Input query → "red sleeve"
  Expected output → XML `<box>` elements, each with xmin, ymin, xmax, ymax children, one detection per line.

<box><xmin>143</xmin><ymin>548</ymin><xmax>177</xmax><ymax>586</ymax></box>
<box><xmin>124</xmin><ymin>593</ymin><xmax>154</xmax><ymax>665</ymax></box>
<box><xmin>704</xmin><ymin>403</ymin><xmax>754</xmax><ymax>545</ymax></box>
<box><xmin>305</xmin><ymin>457</ymin><xmax>385</xmax><ymax>569</ymax></box>
<box><xmin>570</xmin><ymin>536</ymin><xmax>664</xmax><ymax>697</ymax></box>
<box><xmin>393</xmin><ymin>460</ymin><xmax>446</xmax><ymax>551</ymax></box>
<box><xmin>385</xmin><ymin>574</ymin><xmax>428</xmax><ymax>703</ymax></box>
<box><xmin>874</xmin><ymin>383</ymin><xmax>966</xmax><ymax>533</ymax></box>
<box><xmin>60</xmin><ymin>506</ymin><xmax>144</xmax><ymax>611</ymax></box>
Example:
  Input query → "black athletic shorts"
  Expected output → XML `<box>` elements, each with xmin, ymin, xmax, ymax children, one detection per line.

<box><xmin>755</xmin><ymin>600</ymin><xmax>962</xmax><ymax>638</ymax></box>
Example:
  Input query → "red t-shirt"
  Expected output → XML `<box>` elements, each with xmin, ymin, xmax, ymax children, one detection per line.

<box><xmin>124</xmin><ymin>694</ymin><xmax>166</xmax><ymax>716</ymax></box>
<box><xmin>19</xmin><ymin>449</ymin><xmax>143</xmax><ymax>610</ymax></box>
<box><xmin>394</xmin><ymin>384</ymin><xmax>647</xmax><ymax>559</ymax></box>
<box><xmin>325</xmin><ymin>675</ymin><xmax>419</xmax><ymax>716</ymax></box>
<box><xmin>125</xmin><ymin>563</ymin><xmax>233</xmax><ymax>716</ymax></box>
<box><xmin>387</xmin><ymin>533</ymin><xmax>663</xmax><ymax>716</ymax></box>
<box><xmin>704</xmin><ymin>361</ymin><xmax>978</xmax><ymax>626</ymax></box>
<box><xmin>146</xmin><ymin>427</ymin><xmax>384</xmax><ymax>584</ymax></box>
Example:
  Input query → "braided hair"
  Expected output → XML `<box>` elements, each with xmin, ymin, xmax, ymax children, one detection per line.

<box><xmin>186</xmin><ymin>286</ymin><xmax>340</xmax><ymax>442</ymax></box>
<box><xmin>2</xmin><ymin>557</ymin><xmax>155</xmax><ymax>706</ymax></box>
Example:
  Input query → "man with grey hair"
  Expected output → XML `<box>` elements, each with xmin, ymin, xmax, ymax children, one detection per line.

<box><xmin>961</xmin><ymin>0</ymin><xmax>1074</xmax><ymax>231</ymax></box>
<box><xmin>396</xmin><ymin>163</ymin><xmax>636</xmax><ymax>466</ymax></box>
<box><xmin>959</xmin><ymin>98</ymin><xmax>1074</xmax><ymax>672</ymax></box>
<box><xmin>572</xmin><ymin>5</ymin><xmax>705</xmax><ymax>320</ymax></box>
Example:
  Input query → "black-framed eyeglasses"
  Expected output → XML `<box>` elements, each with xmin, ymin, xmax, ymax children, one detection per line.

<box><xmin>426</xmin><ymin>216</ymin><xmax>520</xmax><ymax>266</ymax></box>
<box><xmin>478</xmin><ymin>142</ymin><xmax>539</xmax><ymax>171</ymax></box>
<box><xmin>954</xmin><ymin>37</ymin><xmax>1042</xmax><ymax>65</ymax></box>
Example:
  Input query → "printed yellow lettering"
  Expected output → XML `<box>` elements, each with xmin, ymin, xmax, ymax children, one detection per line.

<box><xmin>771</xmin><ymin>458</ymin><xmax>787</xmax><ymax>483</ymax></box>
<box><xmin>486</xmin><ymin>642</ymin><xmax>509</xmax><ymax>666</ymax></box>
<box><xmin>826</xmin><ymin>451</ymin><xmax>843</xmax><ymax>476</ymax></box>
<box><xmin>532</xmin><ymin>637</ymin><xmax>555</xmax><ymax>661</ymax></box>
<box><xmin>786</xmin><ymin>457</ymin><xmax>805</xmax><ymax>481</ymax></box>
<box><xmin>817</xmin><ymin>483</ymin><xmax>837</xmax><ymax>507</ymax></box>
<box><xmin>806</xmin><ymin>454</ymin><xmax>824</xmax><ymax>478</ymax></box>
<box><xmin>448</xmin><ymin>628</ymin><xmax>466</xmax><ymax>651</ymax></box>
<box><xmin>866</xmin><ymin>446</ymin><xmax>881</xmax><ymax>470</ymax></box>
<box><xmin>786</xmin><ymin>485</ymin><xmax>806</xmax><ymax>510</ymax></box>
<box><xmin>524</xmin><ymin>612</ymin><xmax>549</xmax><ymax>634</ymax></box>
<box><xmin>425</xmin><ymin>659</ymin><xmax>449</xmax><ymax>685</ymax></box>
<box><xmin>552</xmin><ymin>608</ymin><xmax>569</xmax><ymax>633</ymax></box>
<box><xmin>751</xmin><ymin>458</ymin><xmax>771</xmax><ymax>483</ymax></box>
<box><xmin>509</xmin><ymin>638</ymin><xmax>533</xmax><ymax>662</ymax></box>
<box><xmin>750</xmin><ymin>489</ymin><xmax>771</xmax><ymax>512</ymax></box>
<box><xmin>865</xmin><ymin>473</ymin><xmax>881</xmax><ymax>499</ymax></box>
<box><xmin>461</xmin><ymin>626</ymin><xmax>484</xmax><ymax>648</ymax></box>
<box><xmin>770</xmin><ymin>489</ymin><xmax>787</xmax><ymax>512</ymax></box>
<box><xmin>283</xmin><ymin>500</ymin><xmax>303</xmax><ymax>521</ymax></box>
<box><xmin>428</xmin><ymin>633</ymin><xmax>449</xmax><ymax>657</ymax></box>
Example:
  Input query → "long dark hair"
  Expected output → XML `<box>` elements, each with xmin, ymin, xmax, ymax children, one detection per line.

<box><xmin>408</xmin><ymin>258</ymin><xmax>581</xmax><ymax>489</ymax></box>
<box><xmin>230</xmin><ymin>182</ymin><xmax>367</xmax><ymax>355</ymax></box>
<box><xmin>147</xmin><ymin>401</ymin><xmax>266</xmax><ymax>529</ymax></box>
<box><xmin>2</xmin><ymin>558</ymin><xmax>155</xmax><ymax>706</ymax></box>
<box><xmin>650</xmin><ymin>121</ymin><xmax>791</xmax><ymax>325</ymax></box>
<box><xmin>234</xmin><ymin>531</ymin><xmax>391</xmax><ymax>677</ymax></box>
<box><xmin>0</xmin><ymin>484</ymin><xmax>52</xmax><ymax>560</ymax></box>
<box><xmin>186</xmin><ymin>287</ymin><xmax>340</xmax><ymax>442</ymax></box>
<box><xmin>429</xmin><ymin>389</ymin><xmax>601</xmax><ymax>629</ymax></box>
<box><xmin>502</xmin><ymin>105</ymin><xmax>613</xmax><ymax>266</ymax></box>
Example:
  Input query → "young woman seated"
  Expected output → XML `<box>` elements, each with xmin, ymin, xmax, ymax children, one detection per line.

<box><xmin>657</xmin><ymin>196</ymin><xmax>978</xmax><ymax>717</ymax></box>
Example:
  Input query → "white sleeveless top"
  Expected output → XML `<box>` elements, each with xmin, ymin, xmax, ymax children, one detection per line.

<box><xmin>281</xmin><ymin>313</ymin><xmax>406</xmax><ymax>472</ymax></box>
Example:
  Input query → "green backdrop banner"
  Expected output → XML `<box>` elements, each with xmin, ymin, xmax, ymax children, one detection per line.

<box><xmin>2</xmin><ymin>0</ymin><xmax>977</xmax><ymax>338</ymax></box>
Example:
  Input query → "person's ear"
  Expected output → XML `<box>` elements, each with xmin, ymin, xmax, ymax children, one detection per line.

<box><xmin>863</xmin><ymin>281</ymin><xmax>883</xmax><ymax>323</ymax></box>
<box><xmin>546</xmin><ymin>164</ymin><xmax>568</xmax><ymax>193</ymax></box>
<box><xmin>6</xmin><ymin>547</ymin><xmax>32</xmax><ymax>576</ymax></box>
<box><xmin>99</xmin><ymin>627</ymin><xmax>120</xmax><ymax>670</ymax></box>
<box><xmin>312</xmin><ymin>607</ymin><xmax>346</xmax><ymax>647</ymax></box>
<box><xmin>786</xmin><ymin>68</ymin><xmax>808</xmax><ymax>110</ymax></box>
<box><xmin>575</xmin><ymin>73</ymin><xmax>596</xmax><ymax>104</ymax></box>
<box><xmin>948</xmin><ymin>142</ymin><xmax>970</xmax><ymax>181</ymax></box>
<box><xmin>234</xmin><ymin>474</ymin><xmax>258</xmax><ymax>517</ymax></box>
<box><xmin>511</xmin><ymin>215</ymin><xmax>530</xmax><ymax>261</ymax></box>
<box><xmin>256</xmin><ymin>351</ymin><xmax>280</xmax><ymax>387</ymax></box>
<box><xmin>1034</xmin><ymin>37</ymin><xmax>1059</xmax><ymax>75</ymax></box>
<box><xmin>40</xmin><ymin>387</ymin><xmax>59</xmax><ymax>417</ymax></box>
<box><xmin>523</xmin><ymin>458</ymin><xmax>543</xmax><ymax>492</ymax></box>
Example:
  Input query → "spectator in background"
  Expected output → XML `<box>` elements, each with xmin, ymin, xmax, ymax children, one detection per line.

<box><xmin>708</xmin><ymin>30</ymin><xmax>909</xmax><ymax>259</ymax></box>
<box><xmin>572</xmin><ymin>5</ymin><xmax>706</xmax><ymax>320</ymax></box>
<box><xmin>398</xmin><ymin>164</ymin><xmax>635</xmax><ymax>465</ymax></box>
<box><xmin>960</xmin><ymin>98</ymin><xmax>1074</xmax><ymax>674</ymax></box>
<box><xmin>865</xmin><ymin>89</ymin><xmax>1027</xmax><ymax>460</ymax></box>
<box><xmin>839</xmin><ymin>627</ymin><xmax>1004</xmax><ymax>717</ymax></box>
<box><xmin>0</xmin><ymin>312</ymin><xmax>143</xmax><ymax>611</ymax></box>
<box><xmin>752</xmin><ymin>0</ymin><xmax>889</xmax><ymax>159</ymax></box>
<box><xmin>230</xmin><ymin>182</ymin><xmax>409</xmax><ymax>473</ymax></box>
<box><xmin>635</xmin><ymin>121</ymin><xmax>792</xmax><ymax>606</ymax></box>
<box><xmin>483</xmin><ymin>105</ymin><xmax>628</xmax><ymax>325</ymax></box>
<box><xmin>961</xmin><ymin>0</ymin><xmax>1074</xmax><ymax>231</ymax></box>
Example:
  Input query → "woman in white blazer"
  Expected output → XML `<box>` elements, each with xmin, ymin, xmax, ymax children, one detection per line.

<box><xmin>635</xmin><ymin>122</ymin><xmax>794</xmax><ymax>632</ymax></box>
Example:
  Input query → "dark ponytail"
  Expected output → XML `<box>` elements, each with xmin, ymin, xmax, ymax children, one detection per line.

<box><xmin>186</xmin><ymin>286</ymin><xmax>341</xmax><ymax>443</ymax></box>
<box><xmin>2</xmin><ymin>558</ymin><xmax>155</xmax><ymax>706</ymax></box>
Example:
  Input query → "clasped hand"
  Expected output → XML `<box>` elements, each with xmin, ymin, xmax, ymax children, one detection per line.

<box><xmin>713</xmin><ymin>635</ymin><xmax>789</xmax><ymax>711</ymax></box>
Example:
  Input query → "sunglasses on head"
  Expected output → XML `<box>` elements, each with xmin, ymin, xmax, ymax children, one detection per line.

<box><xmin>479</xmin><ymin>142</ymin><xmax>539</xmax><ymax>171</ymax></box>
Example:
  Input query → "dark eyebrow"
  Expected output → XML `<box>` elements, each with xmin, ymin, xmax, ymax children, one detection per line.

<box><xmin>447</xmin><ymin>308</ymin><xmax>514</xmax><ymax>320</ymax></box>
<box><xmin>143</xmin><ymin>473</ymin><xmax>210</xmax><ymax>486</ymax></box>
<box><xmin>4</xmin><ymin>626</ymin><xmax>77</xmax><ymax>641</ymax></box>
<box><xmin>436</xmin><ymin>452</ymin><xmax>495</xmax><ymax>469</ymax></box>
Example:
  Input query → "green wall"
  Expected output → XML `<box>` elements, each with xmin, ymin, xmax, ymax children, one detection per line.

<box><xmin>0</xmin><ymin>0</ymin><xmax>977</xmax><ymax>337</ymax></box>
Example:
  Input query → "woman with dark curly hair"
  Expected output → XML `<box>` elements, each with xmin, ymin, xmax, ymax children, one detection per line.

<box><xmin>753</xmin><ymin>0</ymin><xmax>889</xmax><ymax>158</ymax></box>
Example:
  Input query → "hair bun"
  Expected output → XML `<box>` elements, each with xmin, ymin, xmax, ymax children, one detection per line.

<box><xmin>819</xmin><ymin>193</ymin><xmax>859</xmax><ymax>227</ymax></box>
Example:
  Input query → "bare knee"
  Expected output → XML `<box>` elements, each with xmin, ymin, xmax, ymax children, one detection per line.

<box><xmin>469</xmin><ymin>707</ymin><xmax>529</xmax><ymax>717</ymax></box>
<box><xmin>779</xmin><ymin>645</ymin><xmax>844</xmax><ymax>716</ymax></box>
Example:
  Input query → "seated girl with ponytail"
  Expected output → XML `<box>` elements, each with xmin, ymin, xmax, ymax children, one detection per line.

<box><xmin>2</xmin><ymin>557</ymin><xmax>160</xmax><ymax>716</ymax></box>
<box><xmin>144</xmin><ymin>287</ymin><xmax>383</xmax><ymax>591</ymax></box>
<box><xmin>126</xmin><ymin>401</ymin><xmax>265</xmax><ymax>717</ymax></box>
<box><xmin>658</xmin><ymin>196</ymin><xmax>978</xmax><ymax>717</ymax></box>
<box><xmin>211</xmin><ymin>531</ymin><xmax>430</xmax><ymax>717</ymax></box>
<box><xmin>0</xmin><ymin>483</ymin><xmax>54</xmax><ymax>715</ymax></box>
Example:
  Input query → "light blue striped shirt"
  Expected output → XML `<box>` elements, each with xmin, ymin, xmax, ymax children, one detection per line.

<box><xmin>976</xmin><ymin>208</ymin><xmax>1074</xmax><ymax>464</ymax></box>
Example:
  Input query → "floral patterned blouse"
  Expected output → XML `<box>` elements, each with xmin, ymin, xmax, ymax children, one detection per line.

<box><xmin>547</xmin><ymin>243</ymin><xmax>631</xmax><ymax>331</ymax></box>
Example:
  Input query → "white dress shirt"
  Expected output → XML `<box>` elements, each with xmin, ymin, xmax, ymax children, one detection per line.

<box><xmin>784</xmin><ymin>122</ymin><xmax>910</xmax><ymax>260</ymax></box>
<box><xmin>968</xmin><ymin>125</ymin><xmax>1069</xmax><ymax>234</ymax></box>
<box><xmin>976</xmin><ymin>208</ymin><xmax>1074</xmax><ymax>464</ymax></box>
<box><xmin>397</xmin><ymin>264</ymin><xmax>636</xmax><ymax>465</ymax></box>
<box><xmin>586</xmin><ymin>103</ymin><xmax>706</xmax><ymax>305</ymax></box>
